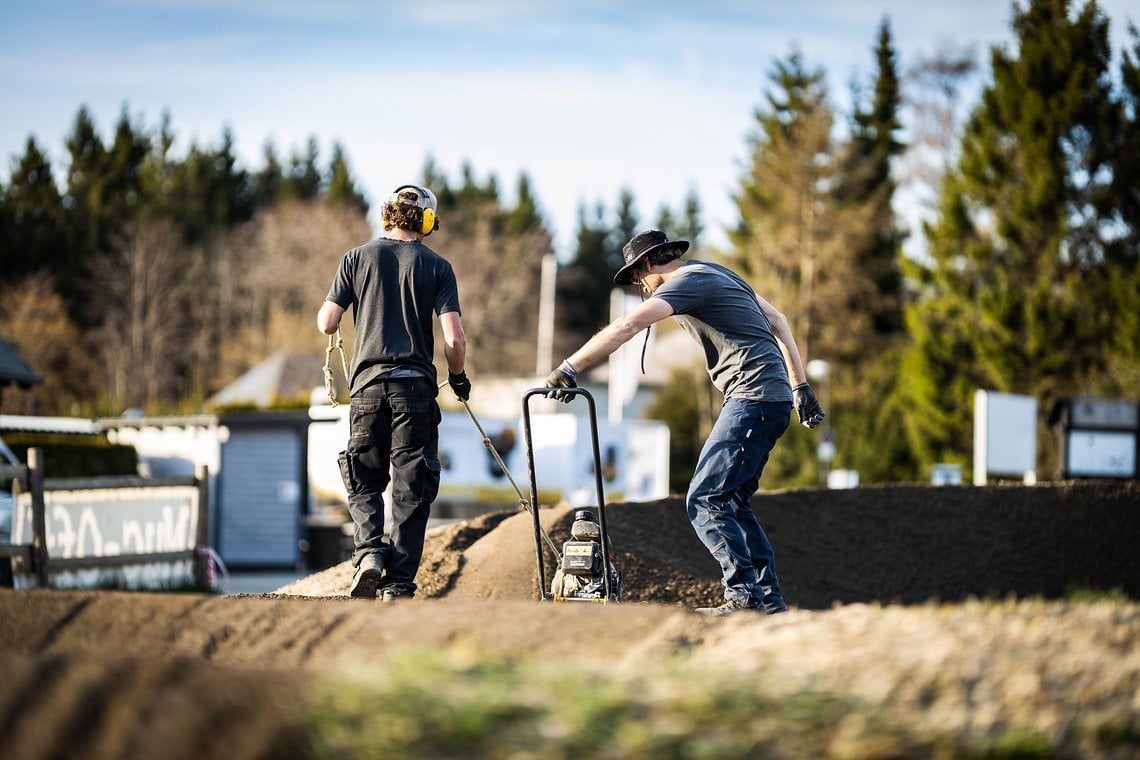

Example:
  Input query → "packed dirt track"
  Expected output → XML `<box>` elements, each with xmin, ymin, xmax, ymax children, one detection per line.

<box><xmin>1</xmin><ymin>480</ymin><xmax>1138</xmax><ymax>758</ymax></box>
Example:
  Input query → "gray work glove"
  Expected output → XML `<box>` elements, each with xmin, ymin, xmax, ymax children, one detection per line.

<box><xmin>448</xmin><ymin>371</ymin><xmax>471</xmax><ymax>401</ymax></box>
<box><xmin>544</xmin><ymin>360</ymin><xmax>578</xmax><ymax>403</ymax></box>
<box><xmin>793</xmin><ymin>383</ymin><xmax>826</xmax><ymax>429</ymax></box>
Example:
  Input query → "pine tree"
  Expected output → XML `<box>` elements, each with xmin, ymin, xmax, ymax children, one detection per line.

<box><xmin>839</xmin><ymin>17</ymin><xmax>905</xmax><ymax>338</ymax></box>
<box><xmin>653</xmin><ymin>187</ymin><xmax>703</xmax><ymax>248</ymax></box>
<box><xmin>1103</xmin><ymin>24</ymin><xmax>1140</xmax><ymax>388</ymax></box>
<box><xmin>676</xmin><ymin>186</ymin><xmax>704</xmax><ymax>247</ymax></box>
<box><xmin>612</xmin><ymin>187</ymin><xmax>639</xmax><ymax>256</ymax></box>
<box><xmin>557</xmin><ymin>201</ymin><xmax>614</xmax><ymax>351</ymax></box>
<box><xmin>728</xmin><ymin>51</ymin><xmax>874</xmax><ymax>364</ymax></box>
<box><xmin>505</xmin><ymin>173</ymin><xmax>544</xmax><ymax>234</ymax></box>
<box><xmin>419</xmin><ymin>155</ymin><xmax>453</xmax><ymax>209</ymax></box>
<box><xmin>0</xmin><ymin>137</ymin><xmax>67</xmax><ymax>284</ymax></box>
<box><xmin>63</xmin><ymin>107</ymin><xmax>110</xmax><ymax>266</ymax></box>
<box><xmin>835</xmin><ymin>18</ymin><xmax>916</xmax><ymax>482</ymax></box>
<box><xmin>281</xmin><ymin>136</ymin><xmax>321</xmax><ymax>200</ymax></box>
<box><xmin>254</xmin><ymin>141</ymin><xmax>284</xmax><ymax>207</ymax></box>
<box><xmin>900</xmin><ymin>0</ymin><xmax>1134</xmax><ymax>475</ymax></box>
<box><xmin>325</xmin><ymin>142</ymin><xmax>369</xmax><ymax>215</ymax></box>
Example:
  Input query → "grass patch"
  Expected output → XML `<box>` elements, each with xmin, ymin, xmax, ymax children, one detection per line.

<box><xmin>1064</xmin><ymin>586</ymin><xmax>1135</xmax><ymax>604</ymax></box>
<box><xmin>296</xmin><ymin>647</ymin><xmax>972</xmax><ymax>759</ymax></box>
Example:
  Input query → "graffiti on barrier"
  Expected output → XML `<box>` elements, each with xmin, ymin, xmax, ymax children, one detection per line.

<box><xmin>15</xmin><ymin>487</ymin><xmax>199</xmax><ymax>558</ymax></box>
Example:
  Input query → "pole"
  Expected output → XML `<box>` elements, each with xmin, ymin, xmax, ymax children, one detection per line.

<box><xmin>535</xmin><ymin>253</ymin><xmax>557</xmax><ymax>377</ymax></box>
<box><xmin>28</xmin><ymin>447</ymin><xmax>48</xmax><ymax>588</ymax></box>
<box><xmin>193</xmin><ymin>464</ymin><xmax>211</xmax><ymax>590</ymax></box>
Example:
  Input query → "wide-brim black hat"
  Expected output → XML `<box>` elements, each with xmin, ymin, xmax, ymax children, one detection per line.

<box><xmin>614</xmin><ymin>229</ymin><xmax>690</xmax><ymax>286</ymax></box>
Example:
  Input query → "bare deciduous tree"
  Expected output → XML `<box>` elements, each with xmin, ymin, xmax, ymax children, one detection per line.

<box><xmin>436</xmin><ymin>205</ymin><xmax>548</xmax><ymax>376</ymax></box>
<box><xmin>86</xmin><ymin>219</ymin><xmax>196</xmax><ymax>410</ymax></box>
<box><xmin>211</xmin><ymin>199</ymin><xmax>371</xmax><ymax>391</ymax></box>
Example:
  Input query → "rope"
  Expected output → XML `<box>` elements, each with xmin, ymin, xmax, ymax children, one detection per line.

<box><xmin>323</xmin><ymin>330</ymin><xmax>349</xmax><ymax>407</ymax></box>
<box><xmin>464</xmin><ymin>398</ymin><xmax>563</xmax><ymax>561</ymax></box>
<box><xmin>440</xmin><ymin>381</ymin><xmax>563</xmax><ymax>562</ymax></box>
<box><xmin>320</xmin><ymin>331</ymin><xmax>563</xmax><ymax>569</ymax></box>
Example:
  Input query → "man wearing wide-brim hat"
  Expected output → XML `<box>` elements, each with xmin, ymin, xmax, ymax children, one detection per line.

<box><xmin>545</xmin><ymin>229</ymin><xmax>825</xmax><ymax>617</ymax></box>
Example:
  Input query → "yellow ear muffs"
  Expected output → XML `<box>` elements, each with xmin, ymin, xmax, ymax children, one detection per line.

<box><xmin>421</xmin><ymin>207</ymin><xmax>436</xmax><ymax>236</ymax></box>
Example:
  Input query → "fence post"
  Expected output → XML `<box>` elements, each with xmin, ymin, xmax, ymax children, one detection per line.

<box><xmin>28</xmin><ymin>448</ymin><xmax>48</xmax><ymax>588</ymax></box>
<box><xmin>193</xmin><ymin>464</ymin><xmax>211</xmax><ymax>591</ymax></box>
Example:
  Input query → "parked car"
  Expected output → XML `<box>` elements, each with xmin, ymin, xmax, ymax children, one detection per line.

<box><xmin>0</xmin><ymin>491</ymin><xmax>11</xmax><ymax>544</ymax></box>
<box><xmin>1</xmin><ymin>436</ymin><xmax>16</xmax><ymax>544</ymax></box>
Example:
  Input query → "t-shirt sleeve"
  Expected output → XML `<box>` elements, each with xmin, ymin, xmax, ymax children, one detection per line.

<box><xmin>326</xmin><ymin>252</ymin><xmax>355</xmax><ymax>308</ymax></box>
<box><xmin>435</xmin><ymin>262</ymin><xmax>462</xmax><ymax>316</ymax></box>
<box><xmin>652</xmin><ymin>269</ymin><xmax>706</xmax><ymax>315</ymax></box>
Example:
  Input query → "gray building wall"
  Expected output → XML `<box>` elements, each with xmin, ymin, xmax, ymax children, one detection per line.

<box><xmin>217</xmin><ymin>419</ymin><xmax>308</xmax><ymax>568</ymax></box>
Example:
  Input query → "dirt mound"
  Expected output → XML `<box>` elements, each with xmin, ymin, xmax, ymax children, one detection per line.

<box><xmin>285</xmin><ymin>480</ymin><xmax>1140</xmax><ymax>607</ymax></box>
<box><xmin>2</xmin><ymin>480</ymin><xmax>1138</xmax><ymax>759</ymax></box>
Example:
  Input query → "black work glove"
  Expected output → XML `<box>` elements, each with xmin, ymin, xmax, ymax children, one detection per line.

<box><xmin>448</xmin><ymin>371</ymin><xmax>471</xmax><ymax>401</ymax></box>
<box><xmin>544</xmin><ymin>360</ymin><xmax>578</xmax><ymax>403</ymax></box>
<box><xmin>793</xmin><ymin>383</ymin><xmax>826</xmax><ymax>429</ymax></box>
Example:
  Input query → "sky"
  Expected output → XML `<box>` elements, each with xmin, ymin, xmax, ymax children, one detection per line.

<box><xmin>1</xmin><ymin>0</ymin><xmax>1137</xmax><ymax>259</ymax></box>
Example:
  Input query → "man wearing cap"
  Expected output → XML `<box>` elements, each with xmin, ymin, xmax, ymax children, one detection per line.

<box><xmin>318</xmin><ymin>184</ymin><xmax>471</xmax><ymax>601</ymax></box>
<box><xmin>545</xmin><ymin>229</ymin><xmax>825</xmax><ymax>616</ymax></box>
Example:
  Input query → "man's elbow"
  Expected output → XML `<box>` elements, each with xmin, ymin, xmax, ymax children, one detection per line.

<box><xmin>317</xmin><ymin>304</ymin><xmax>341</xmax><ymax>334</ymax></box>
<box><xmin>447</xmin><ymin>333</ymin><xmax>467</xmax><ymax>354</ymax></box>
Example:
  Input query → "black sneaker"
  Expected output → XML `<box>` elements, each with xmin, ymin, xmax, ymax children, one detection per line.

<box><xmin>380</xmin><ymin>585</ymin><xmax>414</xmax><ymax>602</ymax></box>
<box><xmin>694</xmin><ymin>597</ymin><xmax>761</xmax><ymax>617</ymax></box>
<box><xmin>760</xmin><ymin>593</ymin><xmax>788</xmax><ymax>614</ymax></box>
<box><xmin>349</xmin><ymin>555</ymin><xmax>383</xmax><ymax>598</ymax></box>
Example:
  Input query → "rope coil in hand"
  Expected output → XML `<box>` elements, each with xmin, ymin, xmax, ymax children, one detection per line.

<box><xmin>323</xmin><ymin>330</ymin><xmax>349</xmax><ymax>407</ymax></box>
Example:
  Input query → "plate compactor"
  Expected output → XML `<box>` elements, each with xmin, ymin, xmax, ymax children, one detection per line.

<box><xmin>522</xmin><ymin>387</ymin><xmax>622</xmax><ymax>603</ymax></box>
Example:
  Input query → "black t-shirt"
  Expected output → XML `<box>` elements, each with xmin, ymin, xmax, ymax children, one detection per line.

<box><xmin>326</xmin><ymin>238</ymin><xmax>461</xmax><ymax>392</ymax></box>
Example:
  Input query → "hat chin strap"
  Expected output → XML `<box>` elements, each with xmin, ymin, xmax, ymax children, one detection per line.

<box><xmin>637</xmin><ymin>289</ymin><xmax>651</xmax><ymax>375</ymax></box>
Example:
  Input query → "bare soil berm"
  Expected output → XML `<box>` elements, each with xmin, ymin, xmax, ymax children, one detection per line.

<box><xmin>0</xmin><ymin>480</ymin><xmax>1137</xmax><ymax>758</ymax></box>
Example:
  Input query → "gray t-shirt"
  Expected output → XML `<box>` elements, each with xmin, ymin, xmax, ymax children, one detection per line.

<box><xmin>651</xmin><ymin>260</ymin><xmax>791</xmax><ymax>402</ymax></box>
<box><xmin>325</xmin><ymin>238</ymin><xmax>461</xmax><ymax>392</ymax></box>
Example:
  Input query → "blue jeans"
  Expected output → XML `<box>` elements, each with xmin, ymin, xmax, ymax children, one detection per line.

<box><xmin>686</xmin><ymin>398</ymin><xmax>791</xmax><ymax>604</ymax></box>
<box><xmin>338</xmin><ymin>378</ymin><xmax>441</xmax><ymax>594</ymax></box>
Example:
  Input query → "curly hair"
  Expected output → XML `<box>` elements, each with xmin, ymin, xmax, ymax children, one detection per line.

<box><xmin>381</xmin><ymin>202</ymin><xmax>427</xmax><ymax>233</ymax></box>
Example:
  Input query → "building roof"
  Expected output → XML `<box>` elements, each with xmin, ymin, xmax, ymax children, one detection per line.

<box><xmin>0</xmin><ymin>338</ymin><xmax>42</xmax><ymax>389</ymax></box>
<box><xmin>207</xmin><ymin>351</ymin><xmax>326</xmax><ymax>409</ymax></box>
<box><xmin>0</xmin><ymin>414</ymin><xmax>99</xmax><ymax>434</ymax></box>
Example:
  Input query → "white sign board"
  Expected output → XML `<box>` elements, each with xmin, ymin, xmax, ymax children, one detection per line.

<box><xmin>1066</xmin><ymin>431</ymin><xmax>1137</xmax><ymax>478</ymax></box>
<box><xmin>12</xmin><ymin>485</ymin><xmax>200</xmax><ymax>589</ymax></box>
<box><xmin>14</xmin><ymin>486</ymin><xmax>199</xmax><ymax>557</ymax></box>
<box><xmin>974</xmin><ymin>390</ymin><xmax>1037</xmax><ymax>485</ymax></box>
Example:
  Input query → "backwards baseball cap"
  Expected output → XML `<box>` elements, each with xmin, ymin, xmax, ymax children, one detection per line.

<box><xmin>386</xmin><ymin>184</ymin><xmax>439</xmax><ymax>235</ymax></box>
<box><xmin>614</xmin><ymin>229</ymin><xmax>690</xmax><ymax>286</ymax></box>
<box><xmin>388</xmin><ymin>184</ymin><xmax>438</xmax><ymax>213</ymax></box>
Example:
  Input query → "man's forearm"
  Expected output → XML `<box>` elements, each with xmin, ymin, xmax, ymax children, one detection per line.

<box><xmin>567</xmin><ymin>318</ymin><xmax>643</xmax><ymax>373</ymax></box>
<box><xmin>778</xmin><ymin>339</ymin><xmax>808</xmax><ymax>387</ymax></box>
<box><xmin>565</xmin><ymin>299</ymin><xmax>673</xmax><ymax>372</ymax></box>
<box><xmin>444</xmin><ymin>343</ymin><xmax>466</xmax><ymax>375</ymax></box>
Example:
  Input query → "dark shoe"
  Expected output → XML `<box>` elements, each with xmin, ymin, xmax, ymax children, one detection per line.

<box><xmin>759</xmin><ymin>593</ymin><xmax>788</xmax><ymax>614</ymax></box>
<box><xmin>694</xmin><ymin>597</ymin><xmax>761</xmax><ymax>617</ymax></box>
<box><xmin>380</xmin><ymin>585</ymin><xmax>415</xmax><ymax>602</ymax></box>
<box><xmin>349</xmin><ymin>555</ymin><xmax>383</xmax><ymax>598</ymax></box>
